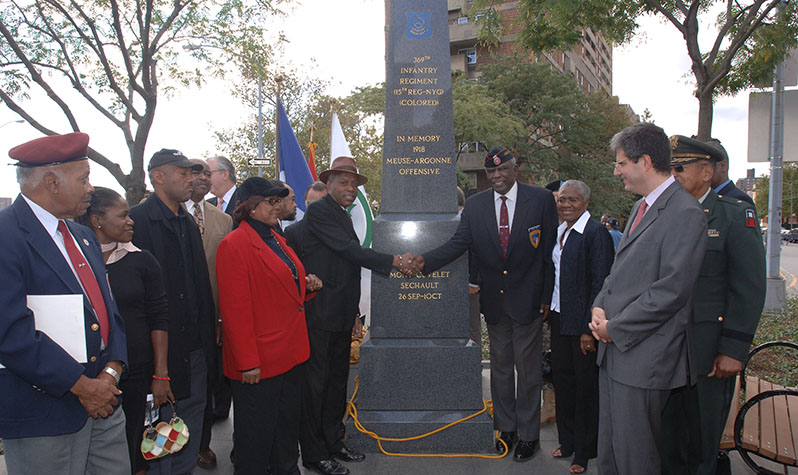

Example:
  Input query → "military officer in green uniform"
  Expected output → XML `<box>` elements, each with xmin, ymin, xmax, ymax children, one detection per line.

<box><xmin>660</xmin><ymin>135</ymin><xmax>766</xmax><ymax>475</ymax></box>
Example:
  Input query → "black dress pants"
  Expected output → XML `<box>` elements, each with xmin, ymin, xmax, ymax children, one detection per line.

<box><xmin>550</xmin><ymin>311</ymin><xmax>599</xmax><ymax>464</ymax></box>
<box><xmin>120</xmin><ymin>362</ymin><xmax>153</xmax><ymax>474</ymax></box>
<box><xmin>299</xmin><ymin>326</ymin><xmax>352</xmax><ymax>462</ymax></box>
<box><xmin>231</xmin><ymin>365</ymin><xmax>302</xmax><ymax>475</ymax></box>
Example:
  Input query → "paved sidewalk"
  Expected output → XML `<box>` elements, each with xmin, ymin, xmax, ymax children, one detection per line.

<box><xmin>0</xmin><ymin>365</ymin><xmax>762</xmax><ymax>474</ymax></box>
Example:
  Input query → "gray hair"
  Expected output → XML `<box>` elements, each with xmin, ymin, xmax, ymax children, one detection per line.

<box><xmin>559</xmin><ymin>179</ymin><xmax>591</xmax><ymax>201</ymax></box>
<box><xmin>209</xmin><ymin>155</ymin><xmax>236</xmax><ymax>183</ymax></box>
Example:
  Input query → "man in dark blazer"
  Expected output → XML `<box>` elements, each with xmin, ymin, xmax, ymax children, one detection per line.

<box><xmin>421</xmin><ymin>147</ymin><xmax>558</xmax><ymax>461</ymax></box>
<box><xmin>708</xmin><ymin>139</ymin><xmax>754</xmax><ymax>206</ymax></box>
<box><xmin>206</xmin><ymin>155</ymin><xmax>241</xmax><ymax>216</ymax></box>
<box><xmin>661</xmin><ymin>136</ymin><xmax>766</xmax><ymax>475</ymax></box>
<box><xmin>0</xmin><ymin>133</ymin><xmax>129</xmax><ymax>473</ymax></box>
<box><xmin>130</xmin><ymin>149</ymin><xmax>217</xmax><ymax>475</ymax></box>
<box><xmin>285</xmin><ymin>181</ymin><xmax>328</xmax><ymax>258</ymax></box>
<box><xmin>299</xmin><ymin>156</ymin><xmax>418</xmax><ymax>475</ymax></box>
<box><xmin>589</xmin><ymin>123</ymin><xmax>707</xmax><ymax>474</ymax></box>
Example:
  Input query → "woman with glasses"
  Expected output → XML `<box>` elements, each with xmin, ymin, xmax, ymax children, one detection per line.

<box><xmin>216</xmin><ymin>177</ymin><xmax>322</xmax><ymax>474</ymax></box>
<box><xmin>549</xmin><ymin>180</ymin><xmax>615</xmax><ymax>474</ymax></box>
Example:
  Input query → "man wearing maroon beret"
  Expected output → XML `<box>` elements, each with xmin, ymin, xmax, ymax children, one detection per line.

<box><xmin>0</xmin><ymin>132</ymin><xmax>130</xmax><ymax>473</ymax></box>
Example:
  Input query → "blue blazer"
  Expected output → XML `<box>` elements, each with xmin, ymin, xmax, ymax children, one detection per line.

<box><xmin>557</xmin><ymin>217</ymin><xmax>615</xmax><ymax>335</ymax></box>
<box><xmin>423</xmin><ymin>183</ymin><xmax>558</xmax><ymax>324</ymax></box>
<box><xmin>0</xmin><ymin>196</ymin><xmax>127</xmax><ymax>438</ymax></box>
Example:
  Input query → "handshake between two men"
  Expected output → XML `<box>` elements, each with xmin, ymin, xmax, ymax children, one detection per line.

<box><xmin>393</xmin><ymin>252</ymin><xmax>426</xmax><ymax>277</ymax></box>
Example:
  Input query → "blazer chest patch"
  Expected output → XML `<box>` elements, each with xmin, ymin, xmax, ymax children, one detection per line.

<box><xmin>528</xmin><ymin>225</ymin><xmax>541</xmax><ymax>248</ymax></box>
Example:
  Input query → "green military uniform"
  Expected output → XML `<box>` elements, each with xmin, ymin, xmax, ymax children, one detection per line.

<box><xmin>662</xmin><ymin>136</ymin><xmax>766</xmax><ymax>475</ymax></box>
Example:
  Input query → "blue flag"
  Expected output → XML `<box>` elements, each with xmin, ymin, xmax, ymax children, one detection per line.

<box><xmin>278</xmin><ymin>100</ymin><xmax>314</xmax><ymax>217</ymax></box>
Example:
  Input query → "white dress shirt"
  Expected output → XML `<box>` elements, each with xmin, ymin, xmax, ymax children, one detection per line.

<box><xmin>493</xmin><ymin>181</ymin><xmax>518</xmax><ymax>232</ymax></box>
<box><xmin>219</xmin><ymin>186</ymin><xmax>237</xmax><ymax>213</ymax></box>
<box><xmin>640</xmin><ymin>175</ymin><xmax>676</xmax><ymax>218</ymax></box>
<box><xmin>551</xmin><ymin>210</ymin><xmax>591</xmax><ymax>313</ymax></box>
<box><xmin>185</xmin><ymin>199</ymin><xmax>205</xmax><ymax>221</ymax></box>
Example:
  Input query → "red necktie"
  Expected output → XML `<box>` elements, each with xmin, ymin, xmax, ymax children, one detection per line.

<box><xmin>57</xmin><ymin>220</ymin><xmax>109</xmax><ymax>345</ymax></box>
<box><xmin>499</xmin><ymin>196</ymin><xmax>510</xmax><ymax>258</ymax></box>
<box><xmin>630</xmin><ymin>200</ymin><xmax>649</xmax><ymax>233</ymax></box>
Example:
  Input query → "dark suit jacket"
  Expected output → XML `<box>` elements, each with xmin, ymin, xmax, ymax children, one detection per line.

<box><xmin>301</xmin><ymin>195</ymin><xmax>393</xmax><ymax>332</ymax></box>
<box><xmin>130</xmin><ymin>194</ymin><xmax>216</xmax><ymax>400</ymax></box>
<box><xmin>593</xmin><ymin>180</ymin><xmax>707</xmax><ymax>390</ymax></box>
<box><xmin>216</xmin><ymin>221</ymin><xmax>310</xmax><ymax>380</ymax></box>
<box><xmin>284</xmin><ymin>218</ymin><xmax>306</xmax><ymax>258</ymax></box>
<box><xmin>557</xmin><ymin>217</ymin><xmax>615</xmax><ymax>336</ymax></box>
<box><xmin>208</xmin><ymin>186</ymin><xmax>241</xmax><ymax>218</ymax></box>
<box><xmin>0</xmin><ymin>196</ymin><xmax>127</xmax><ymax>438</ymax></box>
<box><xmin>716</xmin><ymin>181</ymin><xmax>754</xmax><ymax>206</ymax></box>
<box><xmin>423</xmin><ymin>183</ymin><xmax>558</xmax><ymax>325</ymax></box>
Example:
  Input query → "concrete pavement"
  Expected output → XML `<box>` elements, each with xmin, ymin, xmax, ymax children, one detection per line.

<box><xmin>0</xmin><ymin>365</ymin><xmax>763</xmax><ymax>474</ymax></box>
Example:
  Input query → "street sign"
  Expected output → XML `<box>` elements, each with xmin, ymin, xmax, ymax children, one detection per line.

<box><xmin>249</xmin><ymin>159</ymin><xmax>272</xmax><ymax>166</ymax></box>
<box><xmin>748</xmin><ymin>90</ymin><xmax>798</xmax><ymax>162</ymax></box>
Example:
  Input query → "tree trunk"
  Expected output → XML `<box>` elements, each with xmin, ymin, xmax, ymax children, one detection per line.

<box><xmin>696</xmin><ymin>86</ymin><xmax>714</xmax><ymax>140</ymax></box>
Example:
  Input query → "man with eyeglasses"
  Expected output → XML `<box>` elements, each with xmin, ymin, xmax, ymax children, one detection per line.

<box><xmin>421</xmin><ymin>146</ymin><xmax>558</xmax><ymax>462</ymax></box>
<box><xmin>207</xmin><ymin>156</ymin><xmax>240</xmax><ymax>218</ymax></box>
<box><xmin>660</xmin><ymin>135</ymin><xmax>765</xmax><ymax>475</ymax></box>
<box><xmin>589</xmin><ymin>123</ymin><xmax>707</xmax><ymax>474</ymax></box>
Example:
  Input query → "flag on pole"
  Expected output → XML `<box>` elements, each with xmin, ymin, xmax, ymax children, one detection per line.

<box><xmin>330</xmin><ymin>111</ymin><xmax>374</xmax><ymax>323</ymax></box>
<box><xmin>307</xmin><ymin>141</ymin><xmax>318</xmax><ymax>180</ymax></box>
<box><xmin>277</xmin><ymin>100</ymin><xmax>314</xmax><ymax>221</ymax></box>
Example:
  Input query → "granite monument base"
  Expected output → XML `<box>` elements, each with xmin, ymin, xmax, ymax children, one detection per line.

<box><xmin>344</xmin><ymin>217</ymin><xmax>494</xmax><ymax>453</ymax></box>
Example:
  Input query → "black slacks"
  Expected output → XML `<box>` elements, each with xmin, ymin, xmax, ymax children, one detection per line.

<box><xmin>550</xmin><ymin>311</ymin><xmax>599</xmax><ymax>464</ymax></box>
<box><xmin>231</xmin><ymin>364</ymin><xmax>302</xmax><ymax>475</ymax></box>
<box><xmin>120</xmin><ymin>362</ymin><xmax>153</xmax><ymax>473</ymax></box>
<box><xmin>299</xmin><ymin>326</ymin><xmax>352</xmax><ymax>462</ymax></box>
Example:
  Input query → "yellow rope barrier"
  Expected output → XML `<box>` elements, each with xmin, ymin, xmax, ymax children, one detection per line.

<box><xmin>345</xmin><ymin>376</ymin><xmax>509</xmax><ymax>459</ymax></box>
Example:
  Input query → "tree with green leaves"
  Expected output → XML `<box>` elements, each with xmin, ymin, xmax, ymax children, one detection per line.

<box><xmin>0</xmin><ymin>0</ymin><xmax>285</xmax><ymax>203</ymax></box>
<box><xmin>755</xmin><ymin>163</ymin><xmax>798</xmax><ymax>223</ymax></box>
<box><xmin>215</xmin><ymin>69</ymin><xmax>386</xmax><ymax>202</ymax></box>
<box><xmin>474</xmin><ymin>0</ymin><xmax>798</xmax><ymax>140</ymax></box>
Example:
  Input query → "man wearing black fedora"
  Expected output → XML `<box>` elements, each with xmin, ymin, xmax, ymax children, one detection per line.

<box><xmin>298</xmin><ymin>156</ymin><xmax>421</xmax><ymax>475</ymax></box>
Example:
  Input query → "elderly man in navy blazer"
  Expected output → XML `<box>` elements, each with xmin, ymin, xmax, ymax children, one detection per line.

<box><xmin>421</xmin><ymin>147</ymin><xmax>558</xmax><ymax>462</ymax></box>
<box><xmin>0</xmin><ymin>133</ymin><xmax>129</xmax><ymax>474</ymax></box>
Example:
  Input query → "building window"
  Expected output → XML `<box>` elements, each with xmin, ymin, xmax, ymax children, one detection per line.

<box><xmin>458</xmin><ymin>47</ymin><xmax>477</xmax><ymax>72</ymax></box>
<box><xmin>457</xmin><ymin>16</ymin><xmax>469</xmax><ymax>24</ymax></box>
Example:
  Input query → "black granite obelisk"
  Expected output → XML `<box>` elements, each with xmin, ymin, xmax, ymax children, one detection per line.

<box><xmin>346</xmin><ymin>0</ymin><xmax>493</xmax><ymax>452</ymax></box>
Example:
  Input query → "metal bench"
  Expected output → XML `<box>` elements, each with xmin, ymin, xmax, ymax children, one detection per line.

<box><xmin>720</xmin><ymin>341</ymin><xmax>798</xmax><ymax>474</ymax></box>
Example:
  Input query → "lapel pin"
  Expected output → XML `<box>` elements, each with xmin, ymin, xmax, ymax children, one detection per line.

<box><xmin>83</xmin><ymin>239</ymin><xmax>90</xmax><ymax>246</ymax></box>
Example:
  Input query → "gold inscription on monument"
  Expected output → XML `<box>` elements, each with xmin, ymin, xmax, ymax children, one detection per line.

<box><xmin>389</xmin><ymin>270</ymin><xmax>450</xmax><ymax>301</ymax></box>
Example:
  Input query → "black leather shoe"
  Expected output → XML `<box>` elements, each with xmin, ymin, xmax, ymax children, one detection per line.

<box><xmin>495</xmin><ymin>431</ymin><xmax>518</xmax><ymax>454</ymax></box>
<box><xmin>513</xmin><ymin>439</ymin><xmax>540</xmax><ymax>462</ymax></box>
<box><xmin>302</xmin><ymin>459</ymin><xmax>350</xmax><ymax>475</ymax></box>
<box><xmin>333</xmin><ymin>445</ymin><xmax>366</xmax><ymax>463</ymax></box>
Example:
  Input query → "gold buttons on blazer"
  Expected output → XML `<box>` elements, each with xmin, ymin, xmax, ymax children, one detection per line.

<box><xmin>91</xmin><ymin>323</ymin><xmax>99</xmax><ymax>331</ymax></box>
<box><xmin>718</xmin><ymin>316</ymin><xmax>724</xmax><ymax>322</ymax></box>
<box><xmin>503</xmin><ymin>270</ymin><xmax>508</xmax><ymax>275</ymax></box>
<box><xmin>500</xmin><ymin>289</ymin><xmax>504</xmax><ymax>294</ymax></box>
<box><xmin>89</xmin><ymin>356</ymin><xmax>97</xmax><ymax>363</ymax></box>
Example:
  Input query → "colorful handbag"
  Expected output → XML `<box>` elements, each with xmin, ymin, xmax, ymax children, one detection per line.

<box><xmin>140</xmin><ymin>401</ymin><xmax>190</xmax><ymax>460</ymax></box>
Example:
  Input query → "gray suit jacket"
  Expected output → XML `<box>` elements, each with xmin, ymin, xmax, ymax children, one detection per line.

<box><xmin>593</xmin><ymin>180</ymin><xmax>707</xmax><ymax>390</ymax></box>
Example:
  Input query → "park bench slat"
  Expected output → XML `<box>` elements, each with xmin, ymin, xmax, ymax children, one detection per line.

<box><xmin>771</xmin><ymin>384</ymin><xmax>796</xmax><ymax>465</ymax></box>
<box><xmin>742</xmin><ymin>376</ymin><xmax>760</xmax><ymax>451</ymax></box>
<box><xmin>758</xmin><ymin>380</ymin><xmax>777</xmax><ymax>460</ymax></box>
<box><xmin>789</xmin><ymin>392</ymin><xmax>798</xmax><ymax>466</ymax></box>
<box><xmin>720</xmin><ymin>375</ymin><xmax>741</xmax><ymax>450</ymax></box>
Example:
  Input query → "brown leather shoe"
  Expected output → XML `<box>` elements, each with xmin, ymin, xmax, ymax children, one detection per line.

<box><xmin>197</xmin><ymin>447</ymin><xmax>217</xmax><ymax>469</ymax></box>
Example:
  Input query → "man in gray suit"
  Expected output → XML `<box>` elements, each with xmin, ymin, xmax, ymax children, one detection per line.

<box><xmin>589</xmin><ymin>123</ymin><xmax>707</xmax><ymax>474</ymax></box>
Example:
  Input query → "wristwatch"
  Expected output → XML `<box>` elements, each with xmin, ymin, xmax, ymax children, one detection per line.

<box><xmin>102</xmin><ymin>366</ymin><xmax>121</xmax><ymax>385</ymax></box>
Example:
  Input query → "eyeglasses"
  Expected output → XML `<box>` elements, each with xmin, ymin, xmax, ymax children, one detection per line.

<box><xmin>614</xmin><ymin>159</ymin><xmax>630</xmax><ymax>170</ymax></box>
<box><xmin>264</xmin><ymin>197</ymin><xmax>283</xmax><ymax>206</ymax></box>
<box><xmin>671</xmin><ymin>162</ymin><xmax>708</xmax><ymax>173</ymax></box>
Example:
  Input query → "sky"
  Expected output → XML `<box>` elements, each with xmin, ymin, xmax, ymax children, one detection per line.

<box><xmin>1</xmin><ymin>0</ymin><xmax>794</xmax><ymax>199</ymax></box>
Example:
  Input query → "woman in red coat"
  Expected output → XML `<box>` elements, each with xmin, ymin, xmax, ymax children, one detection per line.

<box><xmin>216</xmin><ymin>177</ymin><xmax>322</xmax><ymax>475</ymax></box>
